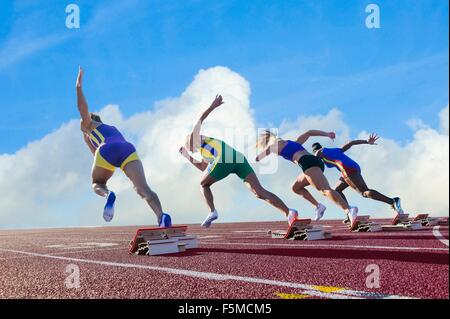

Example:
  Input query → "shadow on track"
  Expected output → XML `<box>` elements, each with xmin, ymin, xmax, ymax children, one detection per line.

<box><xmin>168</xmin><ymin>247</ymin><xmax>449</xmax><ymax>265</ymax></box>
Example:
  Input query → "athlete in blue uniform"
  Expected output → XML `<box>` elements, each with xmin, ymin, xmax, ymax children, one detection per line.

<box><xmin>76</xmin><ymin>67</ymin><xmax>171</xmax><ymax>227</ymax></box>
<box><xmin>312</xmin><ymin>133</ymin><xmax>404</xmax><ymax>224</ymax></box>
<box><xmin>256</xmin><ymin>130</ymin><xmax>359</xmax><ymax>229</ymax></box>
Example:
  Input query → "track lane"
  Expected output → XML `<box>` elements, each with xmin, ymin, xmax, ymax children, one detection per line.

<box><xmin>0</xmin><ymin>220</ymin><xmax>448</xmax><ymax>299</ymax></box>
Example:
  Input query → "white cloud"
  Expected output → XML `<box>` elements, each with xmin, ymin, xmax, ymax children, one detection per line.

<box><xmin>0</xmin><ymin>67</ymin><xmax>448</xmax><ymax>229</ymax></box>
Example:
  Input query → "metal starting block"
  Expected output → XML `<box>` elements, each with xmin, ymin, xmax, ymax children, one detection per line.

<box><xmin>270</xmin><ymin>219</ymin><xmax>332</xmax><ymax>241</ymax></box>
<box><xmin>351</xmin><ymin>215</ymin><xmax>382</xmax><ymax>232</ymax></box>
<box><xmin>381</xmin><ymin>214</ymin><xmax>423</xmax><ymax>231</ymax></box>
<box><xmin>413</xmin><ymin>214</ymin><xmax>440</xmax><ymax>227</ymax></box>
<box><xmin>129</xmin><ymin>226</ymin><xmax>198</xmax><ymax>256</ymax></box>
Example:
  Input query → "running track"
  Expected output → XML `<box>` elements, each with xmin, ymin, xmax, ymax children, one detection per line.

<box><xmin>0</xmin><ymin>219</ymin><xmax>448</xmax><ymax>299</ymax></box>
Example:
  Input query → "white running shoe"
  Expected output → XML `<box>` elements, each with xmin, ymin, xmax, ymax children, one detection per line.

<box><xmin>201</xmin><ymin>210</ymin><xmax>219</xmax><ymax>228</ymax></box>
<box><xmin>314</xmin><ymin>203</ymin><xmax>326</xmax><ymax>221</ymax></box>
<box><xmin>103</xmin><ymin>191</ymin><xmax>116</xmax><ymax>222</ymax></box>
<box><xmin>287</xmin><ymin>209</ymin><xmax>299</xmax><ymax>226</ymax></box>
<box><xmin>348</xmin><ymin>206</ymin><xmax>359</xmax><ymax>230</ymax></box>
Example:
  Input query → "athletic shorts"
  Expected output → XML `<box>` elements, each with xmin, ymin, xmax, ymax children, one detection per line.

<box><xmin>94</xmin><ymin>142</ymin><xmax>140</xmax><ymax>172</ymax></box>
<box><xmin>208</xmin><ymin>155</ymin><xmax>254</xmax><ymax>182</ymax></box>
<box><xmin>298</xmin><ymin>155</ymin><xmax>325</xmax><ymax>172</ymax></box>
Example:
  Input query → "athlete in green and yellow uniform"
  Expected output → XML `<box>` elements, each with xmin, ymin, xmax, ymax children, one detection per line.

<box><xmin>198</xmin><ymin>136</ymin><xmax>255</xmax><ymax>182</ymax></box>
<box><xmin>180</xmin><ymin>95</ymin><xmax>298</xmax><ymax>228</ymax></box>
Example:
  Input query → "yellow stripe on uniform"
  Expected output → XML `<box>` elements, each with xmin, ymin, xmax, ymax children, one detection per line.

<box><xmin>120</xmin><ymin>152</ymin><xmax>140</xmax><ymax>170</ymax></box>
<box><xmin>94</xmin><ymin>149</ymin><xmax>116</xmax><ymax>172</ymax></box>
<box><xmin>93</xmin><ymin>128</ymin><xmax>106</xmax><ymax>144</ymax></box>
<box><xmin>200</xmin><ymin>138</ymin><xmax>222</xmax><ymax>162</ymax></box>
<box><xmin>89</xmin><ymin>133</ymin><xmax>101</xmax><ymax>146</ymax></box>
<box><xmin>323</xmin><ymin>158</ymin><xmax>349</xmax><ymax>177</ymax></box>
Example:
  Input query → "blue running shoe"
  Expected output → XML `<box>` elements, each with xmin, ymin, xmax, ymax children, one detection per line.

<box><xmin>103</xmin><ymin>191</ymin><xmax>116</xmax><ymax>222</ymax></box>
<box><xmin>392</xmin><ymin>197</ymin><xmax>403</xmax><ymax>214</ymax></box>
<box><xmin>159</xmin><ymin>213</ymin><xmax>172</xmax><ymax>228</ymax></box>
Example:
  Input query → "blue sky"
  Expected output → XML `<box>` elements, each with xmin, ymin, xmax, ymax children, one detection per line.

<box><xmin>0</xmin><ymin>0</ymin><xmax>448</xmax><ymax>153</ymax></box>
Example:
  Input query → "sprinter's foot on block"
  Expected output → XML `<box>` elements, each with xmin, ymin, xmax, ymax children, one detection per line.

<box><xmin>201</xmin><ymin>210</ymin><xmax>218</xmax><ymax>228</ymax></box>
<box><xmin>158</xmin><ymin>213</ymin><xmax>172</xmax><ymax>228</ymax></box>
<box><xmin>314</xmin><ymin>203</ymin><xmax>326</xmax><ymax>221</ymax></box>
<box><xmin>348</xmin><ymin>206</ymin><xmax>359</xmax><ymax>230</ymax></box>
<box><xmin>103</xmin><ymin>191</ymin><xmax>116</xmax><ymax>222</ymax></box>
<box><xmin>287</xmin><ymin>209</ymin><xmax>299</xmax><ymax>226</ymax></box>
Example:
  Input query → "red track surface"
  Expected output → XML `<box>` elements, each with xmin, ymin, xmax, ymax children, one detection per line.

<box><xmin>0</xmin><ymin>219</ymin><xmax>448</xmax><ymax>299</ymax></box>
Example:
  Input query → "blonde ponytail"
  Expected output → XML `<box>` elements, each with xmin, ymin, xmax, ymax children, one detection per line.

<box><xmin>257</xmin><ymin>130</ymin><xmax>278</xmax><ymax>149</ymax></box>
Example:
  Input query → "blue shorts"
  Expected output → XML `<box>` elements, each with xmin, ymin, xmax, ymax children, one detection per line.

<box><xmin>94</xmin><ymin>142</ymin><xmax>140</xmax><ymax>171</ymax></box>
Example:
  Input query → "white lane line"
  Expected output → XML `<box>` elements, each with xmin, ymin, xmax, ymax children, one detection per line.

<box><xmin>199</xmin><ymin>241</ymin><xmax>449</xmax><ymax>252</ymax></box>
<box><xmin>0</xmin><ymin>247</ymin><xmax>411</xmax><ymax>299</ymax></box>
<box><xmin>0</xmin><ymin>246</ymin><xmax>126</xmax><ymax>260</ymax></box>
<box><xmin>433</xmin><ymin>226</ymin><xmax>449</xmax><ymax>247</ymax></box>
<box><xmin>45</xmin><ymin>242</ymin><xmax>119</xmax><ymax>250</ymax></box>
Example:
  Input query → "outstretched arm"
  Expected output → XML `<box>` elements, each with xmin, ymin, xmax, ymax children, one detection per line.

<box><xmin>341</xmin><ymin>133</ymin><xmax>379</xmax><ymax>152</ymax></box>
<box><xmin>188</xmin><ymin>95</ymin><xmax>224</xmax><ymax>150</ymax></box>
<box><xmin>296</xmin><ymin>130</ymin><xmax>335</xmax><ymax>145</ymax></box>
<box><xmin>76</xmin><ymin>67</ymin><xmax>92</xmax><ymax>131</ymax></box>
<box><xmin>179</xmin><ymin>147</ymin><xmax>209</xmax><ymax>172</ymax></box>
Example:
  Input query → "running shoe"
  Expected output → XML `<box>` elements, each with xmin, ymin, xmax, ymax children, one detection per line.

<box><xmin>348</xmin><ymin>206</ymin><xmax>359</xmax><ymax>231</ymax></box>
<box><xmin>201</xmin><ymin>210</ymin><xmax>218</xmax><ymax>228</ymax></box>
<box><xmin>314</xmin><ymin>203</ymin><xmax>327</xmax><ymax>221</ymax></box>
<box><xmin>391</xmin><ymin>197</ymin><xmax>404</xmax><ymax>214</ymax></box>
<box><xmin>103</xmin><ymin>191</ymin><xmax>116</xmax><ymax>222</ymax></box>
<box><xmin>159</xmin><ymin>213</ymin><xmax>172</xmax><ymax>228</ymax></box>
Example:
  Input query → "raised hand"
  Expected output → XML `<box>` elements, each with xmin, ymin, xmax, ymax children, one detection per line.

<box><xmin>76</xmin><ymin>66</ymin><xmax>84</xmax><ymax>88</ymax></box>
<box><xmin>328</xmin><ymin>132</ymin><xmax>336</xmax><ymax>141</ymax></box>
<box><xmin>210</xmin><ymin>94</ymin><xmax>225</xmax><ymax>109</ymax></box>
<box><xmin>179</xmin><ymin>146</ymin><xmax>189</xmax><ymax>157</ymax></box>
<box><xmin>367</xmin><ymin>133</ymin><xmax>379</xmax><ymax>145</ymax></box>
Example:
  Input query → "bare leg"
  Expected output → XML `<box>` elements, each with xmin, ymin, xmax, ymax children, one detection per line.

<box><xmin>334</xmin><ymin>177</ymin><xmax>350</xmax><ymax>206</ymax></box>
<box><xmin>244</xmin><ymin>173</ymin><xmax>290</xmax><ymax>216</ymax></box>
<box><xmin>122</xmin><ymin>160</ymin><xmax>164</xmax><ymax>220</ymax></box>
<box><xmin>91</xmin><ymin>166</ymin><xmax>114</xmax><ymax>197</ymax></box>
<box><xmin>304</xmin><ymin>167</ymin><xmax>350</xmax><ymax>212</ymax></box>
<box><xmin>291</xmin><ymin>174</ymin><xmax>319</xmax><ymax>207</ymax></box>
<box><xmin>346</xmin><ymin>173</ymin><xmax>394</xmax><ymax>205</ymax></box>
<box><xmin>200</xmin><ymin>174</ymin><xmax>218</xmax><ymax>212</ymax></box>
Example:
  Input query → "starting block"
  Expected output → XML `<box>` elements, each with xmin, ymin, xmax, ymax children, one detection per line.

<box><xmin>382</xmin><ymin>214</ymin><xmax>423</xmax><ymax>231</ymax></box>
<box><xmin>270</xmin><ymin>219</ymin><xmax>332</xmax><ymax>241</ymax></box>
<box><xmin>413</xmin><ymin>214</ymin><xmax>440</xmax><ymax>227</ymax></box>
<box><xmin>129</xmin><ymin>226</ymin><xmax>198</xmax><ymax>256</ymax></box>
<box><xmin>350</xmin><ymin>215</ymin><xmax>382</xmax><ymax>232</ymax></box>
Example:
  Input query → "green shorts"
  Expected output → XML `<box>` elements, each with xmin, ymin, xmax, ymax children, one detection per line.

<box><xmin>208</xmin><ymin>154</ymin><xmax>254</xmax><ymax>182</ymax></box>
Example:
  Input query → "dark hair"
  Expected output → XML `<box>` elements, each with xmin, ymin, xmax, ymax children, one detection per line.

<box><xmin>90</xmin><ymin>113</ymin><xmax>102</xmax><ymax>123</ymax></box>
<box><xmin>311</xmin><ymin>142</ymin><xmax>323</xmax><ymax>153</ymax></box>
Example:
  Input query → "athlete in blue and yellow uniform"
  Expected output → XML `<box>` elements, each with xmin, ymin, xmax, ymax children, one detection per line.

<box><xmin>179</xmin><ymin>95</ymin><xmax>298</xmax><ymax>228</ymax></box>
<box><xmin>76</xmin><ymin>67</ymin><xmax>171</xmax><ymax>227</ymax></box>
<box><xmin>312</xmin><ymin>133</ymin><xmax>404</xmax><ymax>224</ymax></box>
